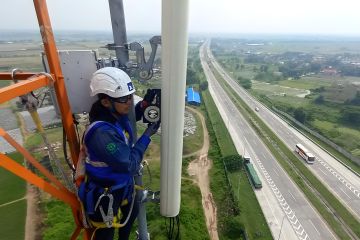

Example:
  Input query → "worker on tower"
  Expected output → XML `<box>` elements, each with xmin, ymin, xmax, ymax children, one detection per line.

<box><xmin>78</xmin><ymin>67</ymin><xmax>160</xmax><ymax>240</ymax></box>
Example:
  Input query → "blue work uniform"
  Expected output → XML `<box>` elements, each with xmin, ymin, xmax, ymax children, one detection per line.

<box><xmin>82</xmin><ymin>100</ymin><xmax>150</xmax><ymax>240</ymax></box>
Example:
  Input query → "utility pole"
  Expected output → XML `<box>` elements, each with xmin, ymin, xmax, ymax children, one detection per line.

<box><xmin>107</xmin><ymin>1</ymin><xmax>148</xmax><ymax>239</ymax></box>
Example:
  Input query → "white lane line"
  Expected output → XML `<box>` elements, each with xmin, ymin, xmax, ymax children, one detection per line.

<box><xmin>288</xmin><ymin>191</ymin><xmax>296</xmax><ymax>201</ymax></box>
<box><xmin>319</xmin><ymin>168</ymin><xmax>328</xmax><ymax>176</ymax></box>
<box><xmin>251</xmin><ymin>155</ymin><xmax>309</xmax><ymax>240</ymax></box>
<box><xmin>339</xmin><ymin>188</ymin><xmax>352</xmax><ymax>200</ymax></box>
<box><xmin>318</xmin><ymin>159</ymin><xmax>360</xmax><ymax>199</ymax></box>
<box><xmin>309</xmin><ymin>219</ymin><xmax>320</xmax><ymax>236</ymax></box>
<box><xmin>273</xmin><ymin>168</ymin><xmax>280</xmax><ymax>177</ymax></box>
<box><xmin>0</xmin><ymin>197</ymin><xmax>26</xmax><ymax>208</ymax></box>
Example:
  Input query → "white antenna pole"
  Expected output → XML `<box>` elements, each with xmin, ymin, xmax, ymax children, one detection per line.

<box><xmin>160</xmin><ymin>0</ymin><xmax>189</xmax><ymax>217</ymax></box>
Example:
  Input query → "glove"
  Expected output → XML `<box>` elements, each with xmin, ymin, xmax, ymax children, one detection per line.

<box><xmin>135</xmin><ymin>89</ymin><xmax>155</xmax><ymax>119</ymax></box>
<box><xmin>143</xmin><ymin>121</ymin><xmax>160</xmax><ymax>137</ymax></box>
<box><xmin>143</xmin><ymin>89</ymin><xmax>156</xmax><ymax>103</ymax></box>
<box><xmin>135</xmin><ymin>101</ymin><xmax>145</xmax><ymax>121</ymax></box>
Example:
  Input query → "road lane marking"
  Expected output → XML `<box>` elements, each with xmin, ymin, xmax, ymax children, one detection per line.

<box><xmin>319</xmin><ymin>168</ymin><xmax>328</xmax><ymax>176</ymax></box>
<box><xmin>317</xmin><ymin>159</ymin><xmax>360</xmax><ymax>199</ymax></box>
<box><xmin>288</xmin><ymin>191</ymin><xmax>296</xmax><ymax>201</ymax></box>
<box><xmin>309</xmin><ymin>219</ymin><xmax>320</xmax><ymax>235</ymax></box>
<box><xmin>339</xmin><ymin>188</ymin><xmax>352</xmax><ymax>200</ymax></box>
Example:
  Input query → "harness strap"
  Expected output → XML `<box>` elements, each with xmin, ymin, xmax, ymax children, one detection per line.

<box><xmin>95</xmin><ymin>190</ymin><xmax>114</xmax><ymax>228</ymax></box>
<box><xmin>85</xmin><ymin>157</ymin><xmax>108</xmax><ymax>168</ymax></box>
<box><xmin>89</xmin><ymin>183</ymin><xmax>137</xmax><ymax>229</ymax></box>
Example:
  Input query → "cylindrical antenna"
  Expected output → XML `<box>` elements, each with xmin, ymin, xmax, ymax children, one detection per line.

<box><xmin>160</xmin><ymin>0</ymin><xmax>190</xmax><ymax>217</ymax></box>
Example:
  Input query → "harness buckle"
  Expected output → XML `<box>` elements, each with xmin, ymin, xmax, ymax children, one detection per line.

<box><xmin>141</xmin><ymin>189</ymin><xmax>160</xmax><ymax>203</ymax></box>
<box><xmin>94</xmin><ymin>191</ymin><xmax>114</xmax><ymax>228</ymax></box>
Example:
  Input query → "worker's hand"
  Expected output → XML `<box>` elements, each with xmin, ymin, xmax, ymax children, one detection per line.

<box><xmin>143</xmin><ymin>121</ymin><xmax>160</xmax><ymax>137</ymax></box>
<box><xmin>135</xmin><ymin>90</ymin><xmax>155</xmax><ymax>120</ymax></box>
<box><xmin>143</xmin><ymin>89</ymin><xmax>156</xmax><ymax>104</ymax></box>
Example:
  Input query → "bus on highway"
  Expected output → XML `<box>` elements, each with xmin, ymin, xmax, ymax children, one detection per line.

<box><xmin>295</xmin><ymin>143</ymin><xmax>315</xmax><ymax>164</ymax></box>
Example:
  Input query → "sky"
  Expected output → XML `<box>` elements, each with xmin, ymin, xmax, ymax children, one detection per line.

<box><xmin>1</xmin><ymin>0</ymin><xmax>360</xmax><ymax>36</ymax></box>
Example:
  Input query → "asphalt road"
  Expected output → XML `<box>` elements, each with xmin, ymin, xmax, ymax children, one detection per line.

<box><xmin>200</xmin><ymin>41</ymin><xmax>338</xmax><ymax>240</ymax></box>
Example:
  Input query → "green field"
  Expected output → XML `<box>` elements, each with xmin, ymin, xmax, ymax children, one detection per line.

<box><xmin>312</xmin><ymin>119</ymin><xmax>360</xmax><ymax>156</ymax></box>
<box><xmin>252</xmin><ymin>80</ymin><xmax>309</xmax><ymax>97</ymax></box>
<box><xmin>0</xmin><ymin>152</ymin><xmax>26</xmax><ymax>240</ymax></box>
<box><xmin>278</xmin><ymin>77</ymin><xmax>333</xmax><ymax>89</ymax></box>
<box><xmin>0</xmin><ymin>153</ymin><xmax>26</xmax><ymax>204</ymax></box>
<box><xmin>0</xmin><ymin>200</ymin><xmax>27</xmax><ymax>240</ymax></box>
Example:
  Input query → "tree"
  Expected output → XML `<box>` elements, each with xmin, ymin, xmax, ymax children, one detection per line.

<box><xmin>240</xmin><ymin>79</ymin><xmax>252</xmax><ymax>89</ymax></box>
<box><xmin>314</xmin><ymin>95</ymin><xmax>325</xmax><ymax>104</ymax></box>
<box><xmin>260</xmin><ymin>64</ymin><xmax>268</xmax><ymax>72</ymax></box>
<box><xmin>341</xmin><ymin>106</ymin><xmax>360</xmax><ymax>125</ymax></box>
<box><xmin>186</xmin><ymin>68</ymin><xmax>198</xmax><ymax>85</ymax></box>
<box><xmin>223</xmin><ymin>155</ymin><xmax>243</xmax><ymax>172</ymax></box>
<box><xmin>349</xmin><ymin>91</ymin><xmax>360</xmax><ymax>105</ymax></box>
<box><xmin>294</xmin><ymin>107</ymin><xmax>306</xmax><ymax>123</ymax></box>
<box><xmin>199</xmin><ymin>81</ymin><xmax>208</xmax><ymax>91</ymax></box>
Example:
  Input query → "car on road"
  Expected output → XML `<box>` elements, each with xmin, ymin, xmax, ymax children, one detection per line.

<box><xmin>255</xmin><ymin>107</ymin><xmax>259</xmax><ymax>112</ymax></box>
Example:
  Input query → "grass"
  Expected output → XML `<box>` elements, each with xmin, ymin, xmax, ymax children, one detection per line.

<box><xmin>252</xmin><ymin>80</ymin><xmax>310</xmax><ymax>97</ymax></box>
<box><xmin>0</xmin><ymin>80</ymin><xmax>11</xmax><ymax>87</ymax></box>
<box><xmin>278</xmin><ymin>77</ymin><xmax>332</xmax><ymax>89</ymax></box>
<box><xmin>0</xmin><ymin>152</ymin><xmax>27</xmax><ymax>240</ymax></box>
<box><xmin>142</xmin><ymin>160</ymin><xmax>209</xmax><ymax>240</ymax></box>
<box><xmin>183</xmin><ymin>106</ymin><xmax>204</xmax><ymax>155</ymax></box>
<box><xmin>0</xmin><ymin>200</ymin><xmax>27</xmax><ymax>240</ymax></box>
<box><xmin>0</xmin><ymin>152</ymin><xmax>26</xmax><ymax>204</ymax></box>
<box><xmin>312</xmin><ymin>119</ymin><xmax>360</xmax><ymax>158</ymax></box>
<box><xmin>42</xmin><ymin>199</ymin><xmax>81</xmax><ymax>240</ymax></box>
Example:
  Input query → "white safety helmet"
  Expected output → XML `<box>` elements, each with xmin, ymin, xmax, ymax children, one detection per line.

<box><xmin>90</xmin><ymin>67</ymin><xmax>135</xmax><ymax>98</ymax></box>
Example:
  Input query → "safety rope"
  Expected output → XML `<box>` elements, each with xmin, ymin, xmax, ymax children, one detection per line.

<box><xmin>11</xmin><ymin>69</ymin><xmax>74</xmax><ymax>191</ymax></box>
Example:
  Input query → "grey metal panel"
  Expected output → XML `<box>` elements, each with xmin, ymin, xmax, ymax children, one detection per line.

<box><xmin>43</xmin><ymin>50</ymin><xmax>98</xmax><ymax>114</ymax></box>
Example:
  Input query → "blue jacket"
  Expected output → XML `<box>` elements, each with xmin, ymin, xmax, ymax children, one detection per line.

<box><xmin>84</xmin><ymin>119</ymin><xmax>151</xmax><ymax>188</ymax></box>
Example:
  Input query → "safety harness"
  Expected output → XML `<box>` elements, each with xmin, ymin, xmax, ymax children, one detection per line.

<box><xmin>75</xmin><ymin>121</ymin><xmax>137</xmax><ymax>229</ymax></box>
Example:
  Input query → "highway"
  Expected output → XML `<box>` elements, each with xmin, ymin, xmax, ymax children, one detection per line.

<box><xmin>205</xmin><ymin>41</ymin><xmax>360</xmax><ymax>223</ymax></box>
<box><xmin>200</xmin><ymin>42</ymin><xmax>337</xmax><ymax>240</ymax></box>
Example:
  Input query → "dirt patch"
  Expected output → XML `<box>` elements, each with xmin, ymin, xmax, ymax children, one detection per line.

<box><xmin>25</xmin><ymin>184</ymin><xmax>42</xmax><ymax>240</ymax></box>
<box><xmin>186</xmin><ymin>107</ymin><xmax>219</xmax><ymax>240</ymax></box>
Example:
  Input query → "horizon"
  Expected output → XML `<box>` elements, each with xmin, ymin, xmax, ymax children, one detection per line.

<box><xmin>1</xmin><ymin>29</ymin><xmax>360</xmax><ymax>41</ymax></box>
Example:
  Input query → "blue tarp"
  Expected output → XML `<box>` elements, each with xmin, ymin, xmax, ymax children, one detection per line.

<box><xmin>186</xmin><ymin>87</ymin><xmax>201</xmax><ymax>105</ymax></box>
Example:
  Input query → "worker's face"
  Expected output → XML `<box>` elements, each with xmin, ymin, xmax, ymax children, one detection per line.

<box><xmin>101</xmin><ymin>94</ymin><xmax>133</xmax><ymax>115</ymax></box>
<box><xmin>113</xmin><ymin>94</ymin><xmax>133</xmax><ymax>115</ymax></box>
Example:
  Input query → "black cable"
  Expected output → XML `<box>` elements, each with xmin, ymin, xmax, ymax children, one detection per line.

<box><xmin>63</xmin><ymin>127</ymin><xmax>75</xmax><ymax>172</ymax></box>
<box><xmin>165</xmin><ymin>216</ymin><xmax>180</xmax><ymax>240</ymax></box>
<box><xmin>38</xmin><ymin>91</ymin><xmax>48</xmax><ymax>108</ymax></box>
<box><xmin>30</xmin><ymin>91</ymin><xmax>39</xmax><ymax>100</ymax></box>
<box><xmin>175</xmin><ymin>215</ymin><xmax>180</xmax><ymax>240</ymax></box>
<box><xmin>75</xmin><ymin>123</ymin><xmax>80</xmax><ymax>143</ymax></box>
